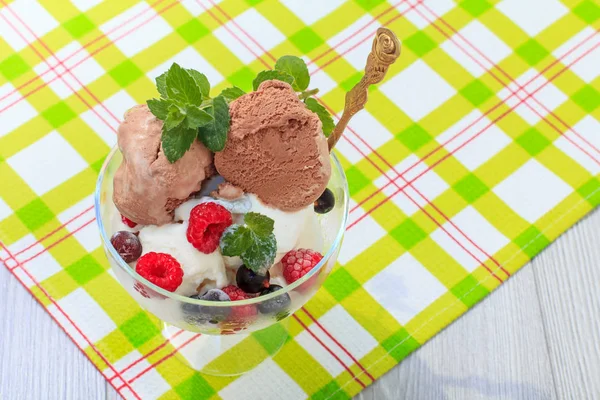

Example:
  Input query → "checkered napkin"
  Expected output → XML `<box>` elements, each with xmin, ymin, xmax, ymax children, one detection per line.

<box><xmin>1</xmin><ymin>0</ymin><xmax>599</xmax><ymax>398</ymax></box>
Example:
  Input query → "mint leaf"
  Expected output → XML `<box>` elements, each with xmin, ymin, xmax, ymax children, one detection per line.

<box><xmin>156</xmin><ymin>72</ymin><xmax>168</xmax><ymax>98</ymax></box>
<box><xmin>220</xmin><ymin>225</ymin><xmax>251</xmax><ymax>256</ymax></box>
<box><xmin>186</xmin><ymin>69</ymin><xmax>210</xmax><ymax>98</ymax></box>
<box><xmin>185</xmin><ymin>105</ymin><xmax>213</xmax><ymax>129</ymax></box>
<box><xmin>244</xmin><ymin>212</ymin><xmax>274</xmax><ymax>237</ymax></box>
<box><xmin>274</xmin><ymin>55</ymin><xmax>310</xmax><ymax>91</ymax></box>
<box><xmin>147</xmin><ymin>98</ymin><xmax>171</xmax><ymax>120</ymax></box>
<box><xmin>219</xmin><ymin>212</ymin><xmax>277</xmax><ymax>272</ymax></box>
<box><xmin>197</xmin><ymin>95</ymin><xmax>229</xmax><ymax>152</ymax></box>
<box><xmin>219</xmin><ymin>86</ymin><xmax>246</xmax><ymax>102</ymax></box>
<box><xmin>305</xmin><ymin>98</ymin><xmax>335</xmax><ymax>137</ymax></box>
<box><xmin>241</xmin><ymin>233</ymin><xmax>276</xmax><ymax>271</ymax></box>
<box><xmin>165</xmin><ymin>107</ymin><xmax>185</xmax><ymax>130</ymax></box>
<box><xmin>253</xmin><ymin>70</ymin><xmax>294</xmax><ymax>91</ymax></box>
<box><xmin>165</xmin><ymin>63</ymin><xmax>202</xmax><ymax>106</ymax></box>
<box><xmin>161</xmin><ymin>124</ymin><xmax>197</xmax><ymax>163</ymax></box>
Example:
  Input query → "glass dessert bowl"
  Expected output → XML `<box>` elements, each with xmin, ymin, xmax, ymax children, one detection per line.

<box><xmin>92</xmin><ymin>28</ymin><xmax>401</xmax><ymax>374</ymax></box>
<box><xmin>95</xmin><ymin>146</ymin><xmax>348</xmax><ymax>376</ymax></box>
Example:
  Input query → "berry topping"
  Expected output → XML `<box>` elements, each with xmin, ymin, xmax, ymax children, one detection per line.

<box><xmin>222</xmin><ymin>285</ymin><xmax>257</xmax><ymax>323</ymax></box>
<box><xmin>187</xmin><ymin>202</ymin><xmax>233</xmax><ymax>253</ymax></box>
<box><xmin>314</xmin><ymin>188</ymin><xmax>335</xmax><ymax>214</ymax></box>
<box><xmin>200</xmin><ymin>289</ymin><xmax>231</xmax><ymax>302</ymax></box>
<box><xmin>282</xmin><ymin>249</ymin><xmax>323</xmax><ymax>284</ymax></box>
<box><xmin>258</xmin><ymin>285</ymin><xmax>291</xmax><ymax>315</ymax></box>
<box><xmin>182</xmin><ymin>289</ymin><xmax>230</xmax><ymax>325</ymax></box>
<box><xmin>110</xmin><ymin>231</ymin><xmax>142</xmax><ymax>263</ymax></box>
<box><xmin>236</xmin><ymin>265</ymin><xmax>270</xmax><ymax>294</ymax></box>
<box><xmin>136</xmin><ymin>252</ymin><xmax>183</xmax><ymax>292</ymax></box>
<box><xmin>121</xmin><ymin>214</ymin><xmax>138</xmax><ymax>228</ymax></box>
<box><xmin>222</xmin><ymin>285</ymin><xmax>250</xmax><ymax>301</ymax></box>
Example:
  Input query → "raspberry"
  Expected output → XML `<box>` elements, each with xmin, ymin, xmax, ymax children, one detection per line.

<box><xmin>222</xmin><ymin>285</ymin><xmax>257</xmax><ymax>323</ymax></box>
<box><xmin>121</xmin><ymin>214</ymin><xmax>137</xmax><ymax>228</ymax></box>
<box><xmin>282</xmin><ymin>249</ymin><xmax>323</xmax><ymax>284</ymax></box>
<box><xmin>222</xmin><ymin>285</ymin><xmax>249</xmax><ymax>301</ymax></box>
<box><xmin>186</xmin><ymin>203</ymin><xmax>232</xmax><ymax>253</ymax></box>
<box><xmin>136</xmin><ymin>252</ymin><xmax>183</xmax><ymax>292</ymax></box>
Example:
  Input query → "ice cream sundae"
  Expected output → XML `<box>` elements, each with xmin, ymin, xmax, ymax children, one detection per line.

<box><xmin>107</xmin><ymin>56</ymin><xmax>338</xmax><ymax>321</ymax></box>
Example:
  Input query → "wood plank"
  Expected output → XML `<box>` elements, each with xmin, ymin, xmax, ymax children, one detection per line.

<box><xmin>532</xmin><ymin>209</ymin><xmax>600</xmax><ymax>400</ymax></box>
<box><xmin>0</xmin><ymin>266</ymin><xmax>106</xmax><ymax>400</ymax></box>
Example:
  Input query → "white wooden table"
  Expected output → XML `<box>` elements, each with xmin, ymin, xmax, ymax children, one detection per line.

<box><xmin>2</xmin><ymin>209</ymin><xmax>599</xmax><ymax>400</ymax></box>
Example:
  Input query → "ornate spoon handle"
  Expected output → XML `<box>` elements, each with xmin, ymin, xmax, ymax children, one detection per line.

<box><xmin>328</xmin><ymin>27</ymin><xmax>401</xmax><ymax>151</ymax></box>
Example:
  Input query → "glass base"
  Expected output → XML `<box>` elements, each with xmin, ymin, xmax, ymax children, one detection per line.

<box><xmin>163</xmin><ymin>319</ymin><xmax>290</xmax><ymax>376</ymax></box>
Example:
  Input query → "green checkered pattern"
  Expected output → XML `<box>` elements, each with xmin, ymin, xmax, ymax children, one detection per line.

<box><xmin>1</xmin><ymin>0</ymin><xmax>599</xmax><ymax>399</ymax></box>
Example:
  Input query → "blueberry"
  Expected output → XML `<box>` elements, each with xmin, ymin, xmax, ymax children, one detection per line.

<box><xmin>257</xmin><ymin>285</ymin><xmax>291</xmax><ymax>315</ymax></box>
<box><xmin>110</xmin><ymin>231</ymin><xmax>142</xmax><ymax>263</ymax></box>
<box><xmin>314</xmin><ymin>188</ymin><xmax>335</xmax><ymax>214</ymax></box>
<box><xmin>201</xmin><ymin>289</ymin><xmax>230</xmax><ymax>302</ymax></box>
<box><xmin>182</xmin><ymin>290</ymin><xmax>231</xmax><ymax>325</ymax></box>
<box><xmin>181</xmin><ymin>295</ymin><xmax>201</xmax><ymax>314</ymax></box>
<box><xmin>236</xmin><ymin>265</ymin><xmax>270</xmax><ymax>294</ymax></box>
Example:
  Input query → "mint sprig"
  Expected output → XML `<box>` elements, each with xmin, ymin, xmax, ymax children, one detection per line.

<box><xmin>274</xmin><ymin>55</ymin><xmax>309</xmax><ymax>91</ymax></box>
<box><xmin>305</xmin><ymin>98</ymin><xmax>334</xmax><ymax>137</ymax></box>
<box><xmin>220</xmin><ymin>212</ymin><xmax>276</xmax><ymax>272</ymax></box>
<box><xmin>197</xmin><ymin>95</ymin><xmax>230</xmax><ymax>152</ymax></box>
<box><xmin>147</xmin><ymin>98</ymin><xmax>170</xmax><ymax>120</ymax></box>
<box><xmin>254</xmin><ymin>55</ymin><xmax>335</xmax><ymax>137</ymax></box>
<box><xmin>156</xmin><ymin>72</ymin><xmax>168</xmax><ymax>98</ymax></box>
<box><xmin>253</xmin><ymin>70</ymin><xmax>294</xmax><ymax>91</ymax></box>
<box><xmin>161</xmin><ymin>124</ymin><xmax>197</xmax><ymax>164</ymax></box>
<box><xmin>146</xmin><ymin>55</ymin><xmax>336</xmax><ymax>163</ymax></box>
<box><xmin>166</xmin><ymin>63</ymin><xmax>202</xmax><ymax>105</ymax></box>
<box><xmin>219</xmin><ymin>86</ymin><xmax>246</xmax><ymax>103</ymax></box>
<box><xmin>147</xmin><ymin>63</ymin><xmax>232</xmax><ymax>162</ymax></box>
<box><xmin>186</xmin><ymin>69</ymin><xmax>210</xmax><ymax>98</ymax></box>
<box><xmin>244</xmin><ymin>212</ymin><xmax>274</xmax><ymax>236</ymax></box>
<box><xmin>185</xmin><ymin>104</ymin><xmax>213</xmax><ymax>129</ymax></box>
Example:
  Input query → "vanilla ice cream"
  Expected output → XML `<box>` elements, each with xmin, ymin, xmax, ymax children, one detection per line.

<box><xmin>119</xmin><ymin>193</ymin><xmax>324</xmax><ymax>296</ymax></box>
<box><xmin>246</xmin><ymin>194</ymin><xmax>314</xmax><ymax>263</ymax></box>
<box><xmin>137</xmin><ymin>222</ymin><xmax>228</xmax><ymax>295</ymax></box>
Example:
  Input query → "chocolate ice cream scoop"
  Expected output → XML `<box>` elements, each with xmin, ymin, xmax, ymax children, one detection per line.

<box><xmin>214</xmin><ymin>80</ymin><xmax>331</xmax><ymax>211</ymax></box>
<box><xmin>113</xmin><ymin>105</ymin><xmax>213</xmax><ymax>225</ymax></box>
